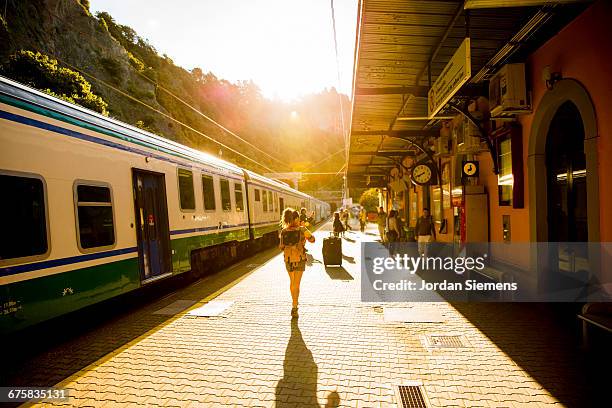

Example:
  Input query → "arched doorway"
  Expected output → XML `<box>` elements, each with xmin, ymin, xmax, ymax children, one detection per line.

<box><xmin>545</xmin><ymin>101</ymin><xmax>588</xmax><ymax>283</ymax></box>
<box><xmin>546</xmin><ymin>101</ymin><xmax>588</xmax><ymax>243</ymax></box>
<box><xmin>528</xmin><ymin>79</ymin><xmax>599</xmax><ymax>295</ymax></box>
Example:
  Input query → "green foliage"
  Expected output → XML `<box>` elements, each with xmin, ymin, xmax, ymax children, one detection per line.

<box><xmin>1</xmin><ymin>4</ymin><xmax>348</xmax><ymax>182</ymax></box>
<box><xmin>127</xmin><ymin>51</ymin><xmax>144</xmax><ymax>72</ymax></box>
<box><xmin>97</xmin><ymin>16</ymin><xmax>109</xmax><ymax>32</ymax></box>
<box><xmin>77</xmin><ymin>0</ymin><xmax>91</xmax><ymax>16</ymax></box>
<box><xmin>134</xmin><ymin>120</ymin><xmax>156</xmax><ymax>133</ymax></box>
<box><xmin>359</xmin><ymin>188</ymin><xmax>380</xmax><ymax>213</ymax></box>
<box><xmin>0</xmin><ymin>50</ymin><xmax>108</xmax><ymax>115</ymax></box>
<box><xmin>99</xmin><ymin>57</ymin><xmax>122</xmax><ymax>81</ymax></box>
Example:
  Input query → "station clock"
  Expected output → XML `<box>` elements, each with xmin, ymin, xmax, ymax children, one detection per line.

<box><xmin>411</xmin><ymin>163</ymin><xmax>434</xmax><ymax>185</ymax></box>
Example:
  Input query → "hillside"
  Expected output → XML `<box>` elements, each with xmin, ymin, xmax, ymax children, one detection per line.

<box><xmin>0</xmin><ymin>0</ymin><xmax>349</xmax><ymax>190</ymax></box>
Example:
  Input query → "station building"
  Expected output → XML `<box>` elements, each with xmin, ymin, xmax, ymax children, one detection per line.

<box><xmin>347</xmin><ymin>0</ymin><xmax>611</xmax><ymax>296</ymax></box>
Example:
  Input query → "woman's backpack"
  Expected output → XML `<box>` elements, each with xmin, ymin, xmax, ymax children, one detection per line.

<box><xmin>281</xmin><ymin>228</ymin><xmax>305</xmax><ymax>263</ymax></box>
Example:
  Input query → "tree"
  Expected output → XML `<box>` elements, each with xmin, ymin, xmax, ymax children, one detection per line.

<box><xmin>0</xmin><ymin>50</ymin><xmax>108</xmax><ymax>115</ymax></box>
<box><xmin>359</xmin><ymin>188</ymin><xmax>379</xmax><ymax>213</ymax></box>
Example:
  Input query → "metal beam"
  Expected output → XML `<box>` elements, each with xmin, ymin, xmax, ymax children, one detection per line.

<box><xmin>415</xmin><ymin>1</ymin><xmax>467</xmax><ymax>87</ymax></box>
<box><xmin>349</xmin><ymin>151</ymin><xmax>415</xmax><ymax>156</ymax></box>
<box><xmin>386</xmin><ymin>1</ymin><xmax>466</xmax><ymax>133</ymax></box>
<box><xmin>355</xmin><ymin>86</ymin><xmax>429</xmax><ymax>97</ymax></box>
<box><xmin>351</xmin><ymin>129</ymin><xmax>438</xmax><ymax>138</ymax></box>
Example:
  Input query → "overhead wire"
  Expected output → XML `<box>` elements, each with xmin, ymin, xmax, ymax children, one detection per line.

<box><xmin>38</xmin><ymin>10</ymin><xmax>289</xmax><ymax>171</ymax></box>
<box><xmin>134</xmin><ymin>70</ymin><xmax>291</xmax><ymax>168</ymax></box>
<box><xmin>330</xmin><ymin>0</ymin><xmax>349</xmax><ymax>201</ymax></box>
<box><xmin>301</xmin><ymin>147</ymin><xmax>345</xmax><ymax>171</ymax></box>
<box><xmin>47</xmin><ymin>54</ymin><xmax>277</xmax><ymax>173</ymax></box>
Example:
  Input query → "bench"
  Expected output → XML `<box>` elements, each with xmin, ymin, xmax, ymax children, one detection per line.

<box><xmin>578</xmin><ymin>303</ymin><xmax>612</xmax><ymax>347</ymax></box>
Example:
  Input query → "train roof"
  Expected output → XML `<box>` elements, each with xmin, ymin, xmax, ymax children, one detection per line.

<box><xmin>0</xmin><ymin>76</ymin><xmax>327</xmax><ymax>207</ymax></box>
<box><xmin>0</xmin><ymin>75</ymin><xmax>245</xmax><ymax>176</ymax></box>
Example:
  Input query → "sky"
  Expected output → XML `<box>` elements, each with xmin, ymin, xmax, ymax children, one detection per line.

<box><xmin>90</xmin><ymin>0</ymin><xmax>359</xmax><ymax>101</ymax></box>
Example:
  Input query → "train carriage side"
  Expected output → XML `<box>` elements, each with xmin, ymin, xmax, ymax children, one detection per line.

<box><xmin>0</xmin><ymin>77</ymin><xmax>252</xmax><ymax>331</ymax></box>
<box><xmin>244</xmin><ymin>170</ymin><xmax>315</xmax><ymax>242</ymax></box>
<box><xmin>0</xmin><ymin>76</ymin><xmax>329</xmax><ymax>333</ymax></box>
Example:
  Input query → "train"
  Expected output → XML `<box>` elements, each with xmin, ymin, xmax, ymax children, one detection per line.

<box><xmin>0</xmin><ymin>75</ymin><xmax>331</xmax><ymax>332</ymax></box>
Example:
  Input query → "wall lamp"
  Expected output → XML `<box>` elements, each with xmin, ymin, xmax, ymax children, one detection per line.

<box><xmin>542</xmin><ymin>65</ymin><xmax>562</xmax><ymax>90</ymax></box>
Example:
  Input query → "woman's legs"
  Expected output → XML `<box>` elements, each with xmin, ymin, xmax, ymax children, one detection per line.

<box><xmin>288</xmin><ymin>269</ymin><xmax>305</xmax><ymax>308</ymax></box>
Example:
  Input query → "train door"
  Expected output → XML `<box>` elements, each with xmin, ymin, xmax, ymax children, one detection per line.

<box><xmin>132</xmin><ymin>169</ymin><xmax>172</xmax><ymax>281</ymax></box>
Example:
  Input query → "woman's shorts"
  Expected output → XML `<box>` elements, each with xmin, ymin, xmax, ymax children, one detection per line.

<box><xmin>285</xmin><ymin>260</ymin><xmax>306</xmax><ymax>272</ymax></box>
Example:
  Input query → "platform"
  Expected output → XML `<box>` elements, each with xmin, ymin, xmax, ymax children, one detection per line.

<box><xmin>3</xmin><ymin>220</ymin><xmax>607</xmax><ymax>407</ymax></box>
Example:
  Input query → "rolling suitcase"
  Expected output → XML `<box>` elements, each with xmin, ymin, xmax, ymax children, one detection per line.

<box><xmin>322</xmin><ymin>233</ymin><xmax>342</xmax><ymax>266</ymax></box>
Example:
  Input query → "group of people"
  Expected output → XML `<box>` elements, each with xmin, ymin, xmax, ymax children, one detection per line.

<box><xmin>332</xmin><ymin>207</ymin><xmax>369</xmax><ymax>236</ymax></box>
<box><xmin>377</xmin><ymin>206</ymin><xmax>437</xmax><ymax>256</ymax></box>
<box><xmin>278</xmin><ymin>205</ymin><xmax>437</xmax><ymax>319</ymax></box>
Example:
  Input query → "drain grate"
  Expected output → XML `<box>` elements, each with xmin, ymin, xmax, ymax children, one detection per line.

<box><xmin>393</xmin><ymin>382</ymin><xmax>430</xmax><ymax>408</ymax></box>
<box><xmin>423</xmin><ymin>334</ymin><xmax>469</xmax><ymax>349</ymax></box>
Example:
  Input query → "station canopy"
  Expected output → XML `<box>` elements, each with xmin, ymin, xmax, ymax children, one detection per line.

<box><xmin>347</xmin><ymin>0</ymin><xmax>592</xmax><ymax>189</ymax></box>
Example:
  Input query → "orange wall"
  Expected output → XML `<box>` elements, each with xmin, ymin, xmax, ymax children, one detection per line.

<box><xmin>479</xmin><ymin>0</ymin><xmax>611</xmax><ymax>257</ymax></box>
<box><xmin>519</xmin><ymin>0</ymin><xmax>612</xmax><ymax>241</ymax></box>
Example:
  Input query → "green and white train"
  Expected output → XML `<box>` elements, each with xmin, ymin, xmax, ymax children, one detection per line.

<box><xmin>0</xmin><ymin>76</ymin><xmax>330</xmax><ymax>333</ymax></box>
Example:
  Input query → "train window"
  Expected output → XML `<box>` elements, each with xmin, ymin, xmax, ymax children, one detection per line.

<box><xmin>273</xmin><ymin>192</ymin><xmax>277</xmax><ymax>212</ymax></box>
<box><xmin>254</xmin><ymin>189</ymin><xmax>260</xmax><ymax>202</ymax></box>
<box><xmin>267</xmin><ymin>190</ymin><xmax>273</xmax><ymax>212</ymax></box>
<box><xmin>0</xmin><ymin>173</ymin><xmax>49</xmax><ymax>263</ymax></box>
<box><xmin>262</xmin><ymin>190</ymin><xmax>268</xmax><ymax>212</ymax></box>
<box><xmin>178</xmin><ymin>169</ymin><xmax>195</xmax><ymax>211</ymax></box>
<box><xmin>234</xmin><ymin>183</ymin><xmax>244</xmax><ymax>212</ymax></box>
<box><xmin>74</xmin><ymin>183</ymin><xmax>115</xmax><ymax>250</ymax></box>
<box><xmin>201</xmin><ymin>174</ymin><xmax>216</xmax><ymax>211</ymax></box>
<box><xmin>220</xmin><ymin>178</ymin><xmax>231</xmax><ymax>211</ymax></box>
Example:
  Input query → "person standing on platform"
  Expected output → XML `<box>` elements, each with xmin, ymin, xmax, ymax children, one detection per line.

<box><xmin>377</xmin><ymin>206</ymin><xmax>387</xmax><ymax>243</ymax></box>
<box><xmin>416</xmin><ymin>208</ymin><xmax>436</xmax><ymax>257</ymax></box>
<box><xmin>359</xmin><ymin>208</ymin><xmax>367</xmax><ymax>233</ymax></box>
<box><xmin>299</xmin><ymin>208</ymin><xmax>308</xmax><ymax>225</ymax></box>
<box><xmin>342</xmin><ymin>209</ymin><xmax>351</xmax><ymax>232</ymax></box>
<box><xmin>332</xmin><ymin>212</ymin><xmax>345</xmax><ymax>237</ymax></box>
<box><xmin>280</xmin><ymin>208</ymin><xmax>315</xmax><ymax>319</ymax></box>
<box><xmin>387</xmin><ymin>210</ymin><xmax>401</xmax><ymax>252</ymax></box>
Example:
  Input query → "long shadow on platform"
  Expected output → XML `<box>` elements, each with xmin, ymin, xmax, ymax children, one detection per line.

<box><xmin>325</xmin><ymin>266</ymin><xmax>353</xmax><ymax>280</ymax></box>
<box><xmin>275</xmin><ymin>319</ymin><xmax>320</xmax><ymax>407</ymax></box>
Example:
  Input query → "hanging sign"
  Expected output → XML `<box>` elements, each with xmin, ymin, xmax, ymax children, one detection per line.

<box><xmin>462</xmin><ymin>160</ymin><xmax>479</xmax><ymax>178</ymax></box>
<box><xmin>428</xmin><ymin>37</ymin><xmax>471</xmax><ymax>118</ymax></box>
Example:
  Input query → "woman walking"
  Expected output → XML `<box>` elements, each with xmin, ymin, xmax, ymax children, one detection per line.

<box><xmin>280</xmin><ymin>208</ymin><xmax>315</xmax><ymax>318</ymax></box>
<box><xmin>359</xmin><ymin>208</ymin><xmax>367</xmax><ymax>233</ymax></box>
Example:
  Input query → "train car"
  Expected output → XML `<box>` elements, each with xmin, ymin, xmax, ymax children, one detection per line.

<box><xmin>0</xmin><ymin>76</ymin><xmax>329</xmax><ymax>332</ymax></box>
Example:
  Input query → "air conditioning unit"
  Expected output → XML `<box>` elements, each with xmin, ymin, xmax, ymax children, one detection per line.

<box><xmin>489</xmin><ymin>63</ymin><xmax>530</xmax><ymax>117</ymax></box>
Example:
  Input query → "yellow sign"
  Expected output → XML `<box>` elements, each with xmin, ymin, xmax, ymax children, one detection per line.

<box><xmin>428</xmin><ymin>37</ymin><xmax>471</xmax><ymax>118</ymax></box>
<box><xmin>462</xmin><ymin>161</ymin><xmax>479</xmax><ymax>177</ymax></box>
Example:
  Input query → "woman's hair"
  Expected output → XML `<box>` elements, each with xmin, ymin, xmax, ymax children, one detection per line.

<box><xmin>333</xmin><ymin>212</ymin><xmax>340</xmax><ymax>220</ymax></box>
<box><xmin>389</xmin><ymin>210</ymin><xmax>396</xmax><ymax>217</ymax></box>
<box><xmin>282</xmin><ymin>207</ymin><xmax>300</xmax><ymax>226</ymax></box>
